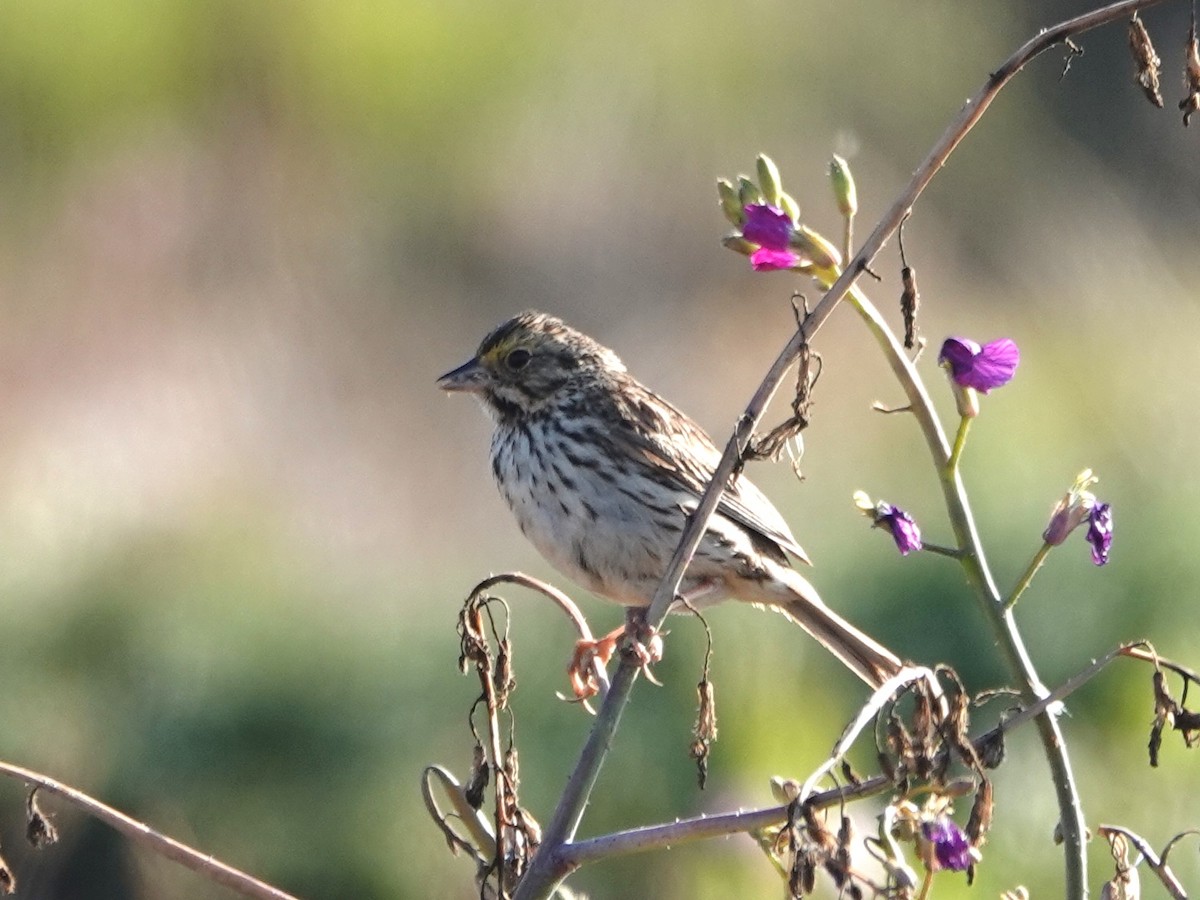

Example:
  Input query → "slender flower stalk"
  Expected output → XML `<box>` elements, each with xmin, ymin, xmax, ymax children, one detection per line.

<box><xmin>946</xmin><ymin>415</ymin><xmax>972</xmax><ymax>473</ymax></box>
<box><xmin>1005</xmin><ymin>542</ymin><xmax>1054</xmax><ymax>610</ymax></box>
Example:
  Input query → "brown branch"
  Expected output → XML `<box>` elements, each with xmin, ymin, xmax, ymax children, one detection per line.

<box><xmin>0</xmin><ymin>760</ymin><xmax>298</xmax><ymax>900</ymax></box>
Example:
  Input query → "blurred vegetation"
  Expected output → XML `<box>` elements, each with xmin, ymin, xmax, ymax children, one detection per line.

<box><xmin>0</xmin><ymin>0</ymin><xmax>1196</xmax><ymax>897</ymax></box>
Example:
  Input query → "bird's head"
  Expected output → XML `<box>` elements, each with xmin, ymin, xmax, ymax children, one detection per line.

<box><xmin>437</xmin><ymin>311</ymin><xmax>625</xmax><ymax>420</ymax></box>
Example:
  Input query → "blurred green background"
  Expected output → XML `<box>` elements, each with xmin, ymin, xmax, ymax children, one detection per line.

<box><xmin>0</xmin><ymin>0</ymin><xmax>1197</xmax><ymax>897</ymax></box>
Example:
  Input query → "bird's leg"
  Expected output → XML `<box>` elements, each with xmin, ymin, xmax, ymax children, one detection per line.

<box><xmin>567</xmin><ymin>626</ymin><xmax>623</xmax><ymax>700</ymax></box>
<box><xmin>567</xmin><ymin>607</ymin><xmax>668</xmax><ymax>700</ymax></box>
<box><xmin>618</xmin><ymin>606</ymin><xmax>664</xmax><ymax>682</ymax></box>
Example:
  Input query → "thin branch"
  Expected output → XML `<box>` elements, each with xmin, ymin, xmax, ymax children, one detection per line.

<box><xmin>513</xmin><ymin>2</ymin><xmax>1173</xmax><ymax>897</ymax></box>
<box><xmin>0</xmin><ymin>760</ymin><xmax>298</xmax><ymax>900</ymax></box>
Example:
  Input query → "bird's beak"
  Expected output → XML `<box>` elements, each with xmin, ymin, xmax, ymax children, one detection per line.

<box><xmin>436</xmin><ymin>357</ymin><xmax>489</xmax><ymax>393</ymax></box>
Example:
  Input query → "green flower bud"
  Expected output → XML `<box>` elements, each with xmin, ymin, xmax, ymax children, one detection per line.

<box><xmin>791</xmin><ymin>225</ymin><xmax>842</xmax><ymax>271</ymax></box>
<box><xmin>755</xmin><ymin>154</ymin><xmax>783</xmax><ymax>205</ymax></box>
<box><xmin>829</xmin><ymin>154</ymin><xmax>858</xmax><ymax>218</ymax></box>
<box><xmin>737</xmin><ymin>176</ymin><xmax>763</xmax><ymax>207</ymax></box>
<box><xmin>777</xmin><ymin>190</ymin><xmax>801</xmax><ymax>224</ymax></box>
<box><xmin>716</xmin><ymin>178</ymin><xmax>745</xmax><ymax>226</ymax></box>
<box><xmin>722</xmin><ymin>234</ymin><xmax>756</xmax><ymax>256</ymax></box>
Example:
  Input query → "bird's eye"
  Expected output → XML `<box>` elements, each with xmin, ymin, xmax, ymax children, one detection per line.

<box><xmin>505</xmin><ymin>348</ymin><xmax>532</xmax><ymax>370</ymax></box>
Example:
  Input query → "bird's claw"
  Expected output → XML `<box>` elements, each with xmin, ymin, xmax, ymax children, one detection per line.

<box><xmin>566</xmin><ymin>615</ymin><xmax>665</xmax><ymax>700</ymax></box>
<box><xmin>567</xmin><ymin>630</ymin><xmax>620</xmax><ymax>701</ymax></box>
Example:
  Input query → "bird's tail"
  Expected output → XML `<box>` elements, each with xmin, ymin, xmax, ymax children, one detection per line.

<box><xmin>751</xmin><ymin>565</ymin><xmax>904</xmax><ymax>689</ymax></box>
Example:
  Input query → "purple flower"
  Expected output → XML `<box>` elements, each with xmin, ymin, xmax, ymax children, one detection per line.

<box><xmin>750</xmin><ymin>247</ymin><xmax>799</xmax><ymax>271</ymax></box>
<box><xmin>921</xmin><ymin>819</ymin><xmax>973</xmax><ymax>872</ymax></box>
<box><xmin>1086</xmin><ymin>502</ymin><xmax>1113</xmax><ymax>566</ymax></box>
<box><xmin>742</xmin><ymin>204</ymin><xmax>800</xmax><ymax>270</ymax></box>
<box><xmin>856</xmin><ymin>493</ymin><xmax>923</xmax><ymax>556</ymax></box>
<box><xmin>938</xmin><ymin>337</ymin><xmax>1020</xmax><ymax>393</ymax></box>
<box><xmin>879</xmin><ymin>504</ymin><xmax>923</xmax><ymax>556</ymax></box>
<box><xmin>742</xmin><ymin>203</ymin><xmax>793</xmax><ymax>249</ymax></box>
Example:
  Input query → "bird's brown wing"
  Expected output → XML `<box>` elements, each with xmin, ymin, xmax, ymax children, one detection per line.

<box><xmin>612</xmin><ymin>379</ymin><xmax>813</xmax><ymax>566</ymax></box>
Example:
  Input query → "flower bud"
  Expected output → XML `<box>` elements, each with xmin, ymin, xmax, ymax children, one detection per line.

<box><xmin>777</xmin><ymin>190</ymin><xmax>801</xmax><ymax>223</ymax></box>
<box><xmin>722</xmin><ymin>234</ymin><xmax>756</xmax><ymax>256</ymax></box>
<box><xmin>716</xmin><ymin>178</ymin><xmax>745</xmax><ymax>226</ymax></box>
<box><xmin>829</xmin><ymin>154</ymin><xmax>858</xmax><ymax>218</ymax></box>
<box><xmin>737</xmin><ymin>176</ymin><xmax>763</xmax><ymax>207</ymax></box>
<box><xmin>769</xmin><ymin>776</ymin><xmax>801</xmax><ymax>803</ymax></box>
<box><xmin>755</xmin><ymin>154</ymin><xmax>783</xmax><ymax>205</ymax></box>
<box><xmin>1042</xmin><ymin>469</ymin><xmax>1098</xmax><ymax>546</ymax></box>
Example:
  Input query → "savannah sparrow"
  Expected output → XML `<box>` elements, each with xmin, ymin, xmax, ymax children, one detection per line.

<box><xmin>438</xmin><ymin>311</ymin><xmax>902</xmax><ymax>689</ymax></box>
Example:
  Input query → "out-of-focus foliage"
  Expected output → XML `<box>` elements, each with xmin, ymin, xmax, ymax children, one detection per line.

<box><xmin>0</xmin><ymin>0</ymin><xmax>1196</xmax><ymax>897</ymax></box>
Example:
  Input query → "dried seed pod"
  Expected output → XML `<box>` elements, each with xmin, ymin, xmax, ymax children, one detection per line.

<box><xmin>26</xmin><ymin>789</ymin><xmax>58</xmax><ymax>848</ymax></box>
<box><xmin>967</xmin><ymin>779</ymin><xmax>994</xmax><ymax>848</ymax></box>
<box><xmin>691</xmin><ymin>678</ymin><xmax>718</xmax><ymax>789</ymax></box>
<box><xmin>464</xmin><ymin>743</ymin><xmax>490</xmax><ymax>810</ymax></box>
<box><xmin>898</xmin><ymin>215</ymin><xmax>920</xmax><ymax>349</ymax></box>
<box><xmin>1129</xmin><ymin>15</ymin><xmax>1164</xmax><ymax>107</ymax></box>
<box><xmin>976</xmin><ymin>727</ymin><xmax>1007</xmax><ymax>770</ymax></box>
<box><xmin>1181</xmin><ymin>15</ymin><xmax>1200</xmax><ymax>126</ymax></box>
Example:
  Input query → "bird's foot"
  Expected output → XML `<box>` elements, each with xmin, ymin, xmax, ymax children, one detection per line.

<box><xmin>566</xmin><ymin>608</ymin><xmax>664</xmax><ymax>700</ymax></box>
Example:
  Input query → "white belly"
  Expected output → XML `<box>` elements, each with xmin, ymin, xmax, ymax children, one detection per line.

<box><xmin>491</xmin><ymin>424</ymin><xmax>696</xmax><ymax>606</ymax></box>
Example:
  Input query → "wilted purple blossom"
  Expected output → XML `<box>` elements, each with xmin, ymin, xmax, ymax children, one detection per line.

<box><xmin>938</xmin><ymin>337</ymin><xmax>1020</xmax><ymax>393</ymax></box>
<box><xmin>1043</xmin><ymin>470</ymin><xmax>1113</xmax><ymax>565</ymax></box>
<box><xmin>855</xmin><ymin>492</ymin><xmax>922</xmax><ymax>556</ymax></box>
<box><xmin>879</xmin><ymin>504</ymin><xmax>923</xmax><ymax>556</ymax></box>
<box><xmin>1086</xmin><ymin>502</ymin><xmax>1113</xmax><ymax>566</ymax></box>
<box><xmin>921</xmin><ymin>819</ymin><xmax>974</xmax><ymax>872</ymax></box>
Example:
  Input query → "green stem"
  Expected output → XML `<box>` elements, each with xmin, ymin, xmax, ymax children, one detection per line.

<box><xmin>842</xmin><ymin>213</ymin><xmax>854</xmax><ymax>265</ymax></box>
<box><xmin>1006</xmin><ymin>543</ymin><xmax>1053</xmax><ymax>610</ymax></box>
<box><xmin>916</xmin><ymin>866</ymin><xmax>935</xmax><ymax>900</ymax></box>
<box><xmin>946</xmin><ymin>415</ymin><xmax>972</xmax><ymax>474</ymax></box>
<box><xmin>843</xmin><ymin>283</ymin><xmax>1087</xmax><ymax>897</ymax></box>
